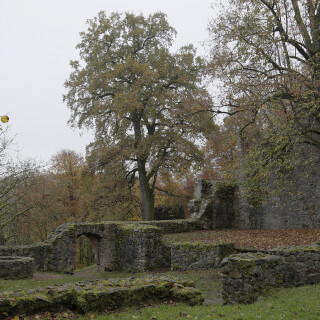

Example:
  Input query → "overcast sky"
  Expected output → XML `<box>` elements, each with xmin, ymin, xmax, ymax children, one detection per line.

<box><xmin>0</xmin><ymin>0</ymin><xmax>218</xmax><ymax>163</ymax></box>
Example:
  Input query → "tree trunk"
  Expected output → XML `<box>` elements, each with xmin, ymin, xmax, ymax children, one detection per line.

<box><xmin>0</xmin><ymin>231</ymin><xmax>6</xmax><ymax>245</ymax></box>
<box><xmin>132</xmin><ymin>112</ymin><xmax>155</xmax><ymax>221</ymax></box>
<box><xmin>137</xmin><ymin>160</ymin><xmax>155</xmax><ymax>221</ymax></box>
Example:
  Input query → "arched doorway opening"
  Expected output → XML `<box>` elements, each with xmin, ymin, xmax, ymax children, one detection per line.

<box><xmin>76</xmin><ymin>233</ymin><xmax>100</xmax><ymax>269</ymax></box>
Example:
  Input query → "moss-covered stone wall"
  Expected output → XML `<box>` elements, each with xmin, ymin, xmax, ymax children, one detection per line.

<box><xmin>221</xmin><ymin>253</ymin><xmax>283</xmax><ymax>304</ymax></box>
<box><xmin>221</xmin><ymin>242</ymin><xmax>320</xmax><ymax>304</ymax></box>
<box><xmin>0</xmin><ymin>276</ymin><xmax>204</xmax><ymax>319</ymax></box>
<box><xmin>114</xmin><ymin>224</ymin><xmax>168</xmax><ymax>272</ymax></box>
<box><xmin>0</xmin><ymin>221</ymin><xmax>179</xmax><ymax>274</ymax></box>
<box><xmin>0</xmin><ymin>243</ymin><xmax>51</xmax><ymax>271</ymax></box>
<box><xmin>261</xmin><ymin>245</ymin><xmax>320</xmax><ymax>287</ymax></box>
<box><xmin>171</xmin><ymin>242</ymin><xmax>234</xmax><ymax>271</ymax></box>
<box><xmin>0</xmin><ymin>256</ymin><xmax>34</xmax><ymax>279</ymax></box>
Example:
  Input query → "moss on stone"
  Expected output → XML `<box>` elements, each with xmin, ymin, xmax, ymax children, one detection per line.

<box><xmin>236</xmin><ymin>259</ymin><xmax>256</xmax><ymax>276</ymax></box>
<box><xmin>118</xmin><ymin>224</ymin><xmax>161</xmax><ymax>233</ymax></box>
<box><xmin>0</xmin><ymin>276</ymin><xmax>204</xmax><ymax>318</ymax></box>
<box><xmin>172</xmin><ymin>241</ymin><xmax>218</xmax><ymax>250</ymax></box>
<box><xmin>219</xmin><ymin>243</ymin><xmax>235</xmax><ymax>258</ymax></box>
<box><xmin>67</xmin><ymin>224</ymin><xmax>78</xmax><ymax>231</ymax></box>
<box><xmin>171</xmin><ymin>263</ymin><xmax>182</xmax><ymax>271</ymax></box>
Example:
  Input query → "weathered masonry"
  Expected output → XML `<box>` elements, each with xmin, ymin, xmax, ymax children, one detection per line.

<box><xmin>221</xmin><ymin>242</ymin><xmax>320</xmax><ymax>304</ymax></box>
<box><xmin>0</xmin><ymin>256</ymin><xmax>34</xmax><ymax>279</ymax></box>
<box><xmin>189</xmin><ymin>175</ymin><xmax>320</xmax><ymax>230</ymax></box>
<box><xmin>0</xmin><ymin>221</ymin><xmax>203</xmax><ymax>274</ymax></box>
<box><xmin>1</xmin><ymin>219</ymin><xmax>320</xmax><ymax>307</ymax></box>
<box><xmin>0</xmin><ymin>277</ymin><xmax>203</xmax><ymax>319</ymax></box>
<box><xmin>0</xmin><ymin>223</ymin><xmax>168</xmax><ymax>273</ymax></box>
<box><xmin>170</xmin><ymin>242</ymin><xmax>234</xmax><ymax>271</ymax></box>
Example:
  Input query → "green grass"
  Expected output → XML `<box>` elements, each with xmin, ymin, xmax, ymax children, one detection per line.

<box><xmin>92</xmin><ymin>268</ymin><xmax>222</xmax><ymax>302</ymax></box>
<box><xmin>0</xmin><ymin>273</ymin><xmax>86</xmax><ymax>292</ymax></box>
<box><xmin>1</xmin><ymin>267</ymin><xmax>320</xmax><ymax>319</ymax></box>
<box><xmin>0</xmin><ymin>267</ymin><xmax>221</xmax><ymax>301</ymax></box>
<box><xmin>78</xmin><ymin>285</ymin><xmax>320</xmax><ymax>320</ymax></box>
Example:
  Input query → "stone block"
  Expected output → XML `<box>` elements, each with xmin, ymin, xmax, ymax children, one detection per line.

<box><xmin>170</xmin><ymin>242</ymin><xmax>234</xmax><ymax>271</ymax></box>
<box><xmin>0</xmin><ymin>256</ymin><xmax>34</xmax><ymax>279</ymax></box>
<box><xmin>308</xmin><ymin>273</ymin><xmax>320</xmax><ymax>284</ymax></box>
<box><xmin>221</xmin><ymin>253</ymin><xmax>282</xmax><ymax>304</ymax></box>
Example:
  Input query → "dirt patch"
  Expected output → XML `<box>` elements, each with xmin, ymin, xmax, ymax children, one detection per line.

<box><xmin>32</xmin><ymin>268</ymin><xmax>101</xmax><ymax>281</ymax></box>
<box><xmin>204</xmin><ymin>297</ymin><xmax>223</xmax><ymax>305</ymax></box>
<box><xmin>74</xmin><ymin>268</ymin><xmax>100</xmax><ymax>280</ymax></box>
<box><xmin>32</xmin><ymin>273</ymin><xmax>65</xmax><ymax>280</ymax></box>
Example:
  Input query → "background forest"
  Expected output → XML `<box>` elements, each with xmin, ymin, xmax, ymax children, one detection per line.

<box><xmin>2</xmin><ymin>0</ymin><xmax>320</xmax><ymax>267</ymax></box>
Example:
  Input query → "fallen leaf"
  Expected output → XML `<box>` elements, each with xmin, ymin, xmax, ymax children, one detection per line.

<box><xmin>1</xmin><ymin>115</ymin><xmax>9</xmax><ymax>123</ymax></box>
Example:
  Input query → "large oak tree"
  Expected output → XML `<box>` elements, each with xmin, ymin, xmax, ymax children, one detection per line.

<box><xmin>64</xmin><ymin>12</ymin><xmax>211</xmax><ymax>220</ymax></box>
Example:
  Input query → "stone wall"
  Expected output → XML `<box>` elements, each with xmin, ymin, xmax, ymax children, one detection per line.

<box><xmin>0</xmin><ymin>220</ymin><xmax>184</xmax><ymax>274</ymax></box>
<box><xmin>0</xmin><ymin>276</ymin><xmax>203</xmax><ymax>319</ymax></box>
<box><xmin>0</xmin><ymin>243</ymin><xmax>51</xmax><ymax>271</ymax></box>
<box><xmin>190</xmin><ymin>170</ymin><xmax>320</xmax><ymax>230</ymax></box>
<box><xmin>44</xmin><ymin>222</ymin><xmax>171</xmax><ymax>273</ymax></box>
<box><xmin>0</xmin><ymin>256</ymin><xmax>34</xmax><ymax>280</ymax></box>
<box><xmin>221</xmin><ymin>243</ymin><xmax>320</xmax><ymax>304</ymax></box>
<box><xmin>171</xmin><ymin>242</ymin><xmax>234</xmax><ymax>271</ymax></box>
<box><xmin>241</xmin><ymin>146</ymin><xmax>320</xmax><ymax>229</ymax></box>
<box><xmin>45</xmin><ymin>222</ymin><xmax>117</xmax><ymax>273</ymax></box>
<box><xmin>114</xmin><ymin>224</ymin><xmax>169</xmax><ymax>272</ymax></box>
<box><xmin>221</xmin><ymin>253</ymin><xmax>283</xmax><ymax>304</ymax></box>
<box><xmin>257</xmin><ymin>245</ymin><xmax>320</xmax><ymax>287</ymax></box>
<box><xmin>189</xmin><ymin>179</ymin><xmax>237</xmax><ymax>230</ymax></box>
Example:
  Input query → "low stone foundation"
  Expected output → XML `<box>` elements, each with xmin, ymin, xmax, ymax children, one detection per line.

<box><xmin>171</xmin><ymin>242</ymin><xmax>234</xmax><ymax>271</ymax></box>
<box><xmin>262</xmin><ymin>245</ymin><xmax>320</xmax><ymax>287</ymax></box>
<box><xmin>221</xmin><ymin>253</ymin><xmax>282</xmax><ymax>304</ymax></box>
<box><xmin>0</xmin><ymin>276</ymin><xmax>204</xmax><ymax>319</ymax></box>
<box><xmin>221</xmin><ymin>243</ymin><xmax>320</xmax><ymax>304</ymax></box>
<box><xmin>0</xmin><ymin>244</ymin><xmax>51</xmax><ymax>271</ymax></box>
<box><xmin>0</xmin><ymin>256</ymin><xmax>34</xmax><ymax>280</ymax></box>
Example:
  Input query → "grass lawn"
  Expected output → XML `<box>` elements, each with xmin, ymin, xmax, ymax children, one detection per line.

<box><xmin>0</xmin><ymin>267</ymin><xmax>222</xmax><ymax>303</ymax></box>
<box><xmin>80</xmin><ymin>284</ymin><xmax>320</xmax><ymax>320</ymax></box>
<box><xmin>1</xmin><ymin>266</ymin><xmax>320</xmax><ymax>319</ymax></box>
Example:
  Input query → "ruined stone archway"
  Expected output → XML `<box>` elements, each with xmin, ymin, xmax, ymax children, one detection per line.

<box><xmin>1</xmin><ymin>221</ymin><xmax>178</xmax><ymax>273</ymax></box>
<box><xmin>76</xmin><ymin>233</ymin><xmax>98</xmax><ymax>269</ymax></box>
<box><xmin>45</xmin><ymin>223</ymin><xmax>118</xmax><ymax>273</ymax></box>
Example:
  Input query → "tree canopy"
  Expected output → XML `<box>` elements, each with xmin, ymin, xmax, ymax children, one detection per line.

<box><xmin>64</xmin><ymin>11</ymin><xmax>212</xmax><ymax>220</ymax></box>
<box><xmin>210</xmin><ymin>0</ymin><xmax>320</xmax><ymax>136</ymax></box>
<box><xmin>207</xmin><ymin>0</ymin><xmax>320</xmax><ymax>202</ymax></box>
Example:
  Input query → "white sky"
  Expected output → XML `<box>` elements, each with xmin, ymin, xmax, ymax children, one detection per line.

<box><xmin>0</xmin><ymin>0</ymin><xmax>218</xmax><ymax>163</ymax></box>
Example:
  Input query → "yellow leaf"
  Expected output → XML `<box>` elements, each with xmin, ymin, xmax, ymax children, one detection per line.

<box><xmin>1</xmin><ymin>115</ymin><xmax>9</xmax><ymax>123</ymax></box>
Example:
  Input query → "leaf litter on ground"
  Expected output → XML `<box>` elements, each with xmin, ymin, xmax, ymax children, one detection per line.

<box><xmin>163</xmin><ymin>228</ymin><xmax>320</xmax><ymax>249</ymax></box>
